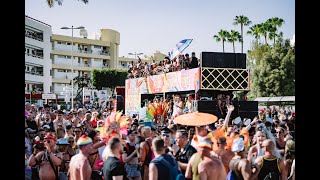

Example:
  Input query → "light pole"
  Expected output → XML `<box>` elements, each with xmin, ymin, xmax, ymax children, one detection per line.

<box><xmin>61</xmin><ymin>26</ymin><xmax>85</xmax><ymax>110</ymax></box>
<box><xmin>128</xmin><ymin>52</ymin><xmax>143</xmax><ymax>59</ymax></box>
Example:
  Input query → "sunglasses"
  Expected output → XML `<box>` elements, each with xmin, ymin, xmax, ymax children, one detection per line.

<box><xmin>161</xmin><ymin>133</ymin><xmax>170</xmax><ymax>137</ymax></box>
<box><xmin>68</xmin><ymin>141</ymin><xmax>74</xmax><ymax>143</ymax></box>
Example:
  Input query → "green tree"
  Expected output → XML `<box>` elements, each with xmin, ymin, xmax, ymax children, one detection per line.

<box><xmin>92</xmin><ymin>69</ymin><xmax>128</xmax><ymax>90</ymax></box>
<box><xmin>213</xmin><ymin>30</ymin><xmax>230</xmax><ymax>52</ymax></box>
<box><xmin>247</xmin><ymin>24</ymin><xmax>261</xmax><ymax>43</ymax></box>
<box><xmin>233</xmin><ymin>15</ymin><xmax>252</xmax><ymax>53</ymax></box>
<box><xmin>46</xmin><ymin>0</ymin><xmax>88</xmax><ymax>8</ymax></box>
<box><xmin>228</xmin><ymin>30</ymin><xmax>242</xmax><ymax>53</ymax></box>
<box><xmin>247</xmin><ymin>38</ymin><xmax>295</xmax><ymax>98</ymax></box>
<box><xmin>267</xmin><ymin>17</ymin><xmax>285</xmax><ymax>44</ymax></box>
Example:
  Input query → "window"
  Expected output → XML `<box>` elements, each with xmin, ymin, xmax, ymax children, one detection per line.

<box><xmin>67</xmin><ymin>42</ymin><xmax>71</xmax><ymax>45</ymax></box>
<box><xmin>66</xmin><ymin>56</ymin><xmax>71</xmax><ymax>59</ymax></box>
<box><xmin>58</xmin><ymin>55</ymin><xmax>65</xmax><ymax>59</ymax></box>
<box><xmin>94</xmin><ymin>45</ymin><xmax>101</xmax><ymax>49</ymax></box>
<box><xmin>50</xmin><ymin>70</ymin><xmax>52</xmax><ymax>76</ymax></box>
<box><xmin>57</xmin><ymin>42</ymin><xmax>62</xmax><ymax>44</ymax></box>
<box><xmin>58</xmin><ymin>69</ymin><xmax>65</xmax><ymax>72</ymax></box>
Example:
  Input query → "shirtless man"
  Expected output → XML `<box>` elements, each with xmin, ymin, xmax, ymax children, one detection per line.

<box><xmin>255</xmin><ymin>139</ymin><xmax>287</xmax><ymax>180</ymax></box>
<box><xmin>214</xmin><ymin>136</ymin><xmax>234</xmax><ymax>173</ymax></box>
<box><xmin>69</xmin><ymin>135</ymin><xmax>94</xmax><ymax>180</ymax></box>
<box><xmin>72</xmin><ymin>108</ymin><xmax>85</xmax><ymax>127</ymax></box>
<box><xmin>186</xmin><ymin>137</ymin><xmax>226</xmax><ymax>180</ymax></box>
<box><xmin>229</xmin><ymin>138</ymin><xmax>260</xmax><ymax>180</ymax></box>
<box><xmin>29</xmin><ymin>133</ymin><xmax>63</xmax><ymax>180</ymax></box>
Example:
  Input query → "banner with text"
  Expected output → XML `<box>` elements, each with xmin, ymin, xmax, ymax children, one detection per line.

<box><xmin>125</xmin><ymin>68</ymin><xmax>200</xmax><ymax>114</ymax></box>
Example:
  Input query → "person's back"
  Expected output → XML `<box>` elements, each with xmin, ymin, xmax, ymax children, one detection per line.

<box><xmin>258</xmin><ymin>157</ymin><xmax>281</xmax><ymax>180</ymax></box>
<box><xmin>198</xmin><ymin>156</ymin><xmax>226</xmax><ymax>180</ymax></box>
<box><xmin>151</xmin><ymin>153</ymin><xmax>177</xmax><ymax>180</ymax></box>
<box><xmin>103</xmin><ymin>156</ymin><xmax>126</xmax><ymax>180</ymax></box>
<box><xmin>191</xmin><ymin>57</ymin><xmax>198</xmax><ymax>68</ymax></box>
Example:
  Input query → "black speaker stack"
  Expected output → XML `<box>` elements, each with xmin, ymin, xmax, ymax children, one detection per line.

<box><xmin>201</xmin><ymin>52</ymin><xmax>246</xmax><ymax>69</ymax></box>
<box><xmin>192</xmin><ymin>100</ymin><xmax>258</xmax><ymax>120</ymax></box>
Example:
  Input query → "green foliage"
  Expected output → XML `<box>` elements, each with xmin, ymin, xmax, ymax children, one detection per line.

<box><xmin>92</xmin><ymin>69</ymin><xmax>128</xmax><ymax>90</ymax></box>
<box><xmin>247</xmin><ymin>38</ymin><xmax>295</xmax><ymax>99</ymax></box>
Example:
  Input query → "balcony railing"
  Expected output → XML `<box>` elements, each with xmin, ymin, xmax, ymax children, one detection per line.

<box><xmin>25</xmin><ymin>31</ymin><xmax>43</xmax><ymax>42</ymax></box>
<box><xmin>25</xmin><ymin>70</ymin><xmax>44</xmax><ymax>76</ymax></box>
<box><xmin>99</xmin><ymin>50</ymin><xmax>110</xmax><ymax>56</ymax></box>
<box><xmin>25</xmin><ymin>52</ymin><xmax>44</xmax><ymax>59</ymax></box>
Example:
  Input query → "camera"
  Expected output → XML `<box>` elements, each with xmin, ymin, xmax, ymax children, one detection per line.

<box><xmin>34</xmin><ymin>143</ymin><xmax>45</xmax><ymax>150</ymax></box>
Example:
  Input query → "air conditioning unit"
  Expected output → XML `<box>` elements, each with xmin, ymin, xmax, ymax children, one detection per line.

<box><xmin>190</xmin><ymin>100</ymin><xmax>198</xmax><ymax>112</ymax></box>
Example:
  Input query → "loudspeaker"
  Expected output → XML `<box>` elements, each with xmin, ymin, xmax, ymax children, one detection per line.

<box><xmin>197</xmin><ymin>100</ymin><xmax>218</xmax><ymax>110</ymax></box>
<box><xmin>201</xmin><ymin>52</ymin><xmax>214</xmax><ymax>67</ymax></box>
<box><xmin>238</xmin><ymin>101</ymin><xmax>258</xmax><ymax>112</ymax></box>
<box><xmin>116</xmin><ymin>95</ymin><xmax>124</xmax><ymax>112</ymax></box>
<box><xmin>235</xmin><ymin>53</ymin><xmax>246</xmax><ymax>69</ymax></box>
<box><xmin>238</xmin><ymin>111</ymin><xmax>258</xmax><ymax>120</ymax></box>
<box><xmin>201</xmin><ymin>52</ymin><xmax>238</xmax><ymax>68</ymax></box>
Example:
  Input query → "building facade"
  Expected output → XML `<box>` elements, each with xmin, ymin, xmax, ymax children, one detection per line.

<box><xmin>51</xmin><ymin>29</ymin><xmax>120</xmax><ymax>102</ymax></box>
<box><xmin>25</xmin><ymin>15</ymin><xmax>52</xmax><ymax>104</ymax></box>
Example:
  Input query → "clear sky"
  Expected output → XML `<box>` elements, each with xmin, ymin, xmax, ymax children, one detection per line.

<box><xmin>25</xmin><ymin>0</ymin><xmax>295</xmax><ymax>58</ymax></box>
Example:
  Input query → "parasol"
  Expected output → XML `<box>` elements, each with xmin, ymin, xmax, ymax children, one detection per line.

<box><xmin>174</xmin><ymin>112</ymin><xmax>218</xmax><ymax>126</ymax></box>
<box><xmin>169</xmin><ymin>39</ymin><xmax>193</xmax><ymax>60</ymax></box>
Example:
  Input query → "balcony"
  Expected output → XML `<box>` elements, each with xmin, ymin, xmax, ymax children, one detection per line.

<box><xmin>25</xmin><ymin>70</ymin><xmax>43</xmax><ymax>76</ymax></box>
<box><xmin>25</xmin><ymin>30</ymin><xmax>43</xmax><ymax>42</ymax></box>
<box><xmin>25</xmin><ymin>52</ymin><xmax>43</xmax><ymax>59</ymax></box>
<box><xmin>99</xmin><ymin>50</ymin><xmax>110</xmax><ymax>56</ymax></box>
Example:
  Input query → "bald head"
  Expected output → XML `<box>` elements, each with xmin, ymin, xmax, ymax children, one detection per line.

<box><xmin>262</xmin><ymin>139</ymin><xmax>275</xmax><ymax>152</ymax></box>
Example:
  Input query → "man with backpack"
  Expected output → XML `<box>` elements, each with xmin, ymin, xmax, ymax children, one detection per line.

<box><xmin>149</xmin><ymin>137</ymin><xmax>185</xmax><ymax>180</ymax></box>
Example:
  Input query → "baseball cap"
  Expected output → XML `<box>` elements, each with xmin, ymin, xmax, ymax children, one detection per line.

<box><xmin>128</xmin><ymin>129</ymin><xmax>138</xmax><ymax>135</ymax></box>
<box><xmin>161</xmin><ymin>127</ymin><xmax>172</xmax><ymax>134</ymax></box>
<box><xmin>44</xmin><ymin>133</ymin><xmax>54</xmax><ymax>140</ymax></box>
<box><xmin>56</xmin><ymin>138</ymin><xmax>69</xmax><ymax>145</ymax></box>
<box><xmin>231</xmin><ymin>138</ymin><xmax>245</xmax><ymax>152</ymax></box>
<box><xmin>43</xmin><ymin>125</ymin><xmax>50</xmax><ymax>129</ymax></box>
<box><xmin>25</xmin><ymin>128</ymin><xmax>36</xmax><ymax>134</ymax></box>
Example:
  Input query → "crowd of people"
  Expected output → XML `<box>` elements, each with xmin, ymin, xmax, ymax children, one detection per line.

<box><xmin>127</xmin><ymin>52</ymin><xmax>200</xmax><ymax>79</ymax></box>
<box><xmin>25</xmin><ymin>99</ymin><xmax>295</xmax><ymax>180</ymax></box>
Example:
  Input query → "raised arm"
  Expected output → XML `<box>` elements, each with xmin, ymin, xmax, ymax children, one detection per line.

<box><xmin>223</xmin><ymin>105</ymin><xmax>234</xmax><ymax>130</ymax></box>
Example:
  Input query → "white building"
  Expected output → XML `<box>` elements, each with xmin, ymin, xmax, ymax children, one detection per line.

<box><xmin>25</xmin><ymin>15</ymin><xmax>52</xmax><ymax>104</ymax></box>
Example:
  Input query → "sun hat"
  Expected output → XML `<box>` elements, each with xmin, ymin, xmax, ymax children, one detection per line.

<box><xmin>56</xmin><ymin>138</ymin><xmax>69</xmax><ymax>145</ymax></box>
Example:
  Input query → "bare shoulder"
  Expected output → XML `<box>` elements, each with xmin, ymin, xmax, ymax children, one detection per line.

<box><xmin>255</xmin><ymin>156</ymin><xmax>263</xmax><ymax>165</ymax></box>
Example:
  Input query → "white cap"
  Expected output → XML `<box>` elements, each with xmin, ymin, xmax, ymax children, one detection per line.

<box><xmin>231</xmin><ymin>138</ymin><xmax>245</xmax><ymax>152</ymax></box>
<box><xmin>34</xmin><ymin>136</ymin><xmax>40</xmax><ymax>141</ymax></box>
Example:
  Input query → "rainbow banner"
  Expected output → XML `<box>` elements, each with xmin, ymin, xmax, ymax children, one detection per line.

<box><xmin>125</xmin><ymin>68</ymin><xmax>200</xmax><ymax>115</ymax></box>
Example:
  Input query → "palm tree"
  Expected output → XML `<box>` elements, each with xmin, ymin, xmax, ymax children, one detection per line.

<box><xmin>247</xmin><ymin>24</ymin><xmax>261</xmax><ymax>42</ymax></box>
<box><xmin>233</xmin><ymin>15</ymin><xmax>252</xmax><ymax>53</ymax></box>
<box><xmin>228</xmin><ymin>30</ymin><xmax>242</xmax><ymax>53</ymax></box>
<box><xmin>266</xmin><ymin>17</ymin><xmax>285</xmax><ymax>44</ymax></box>
<box><xmin>258</xmin><ymin>23</ymin><xmax>271</xmax><ymax>45</ymax></box>
<box><xmin>213</xmin><ymin>30</ymin><xmax>230</xmax><ymax>52</ymax></box>
<box><xmin>47</xmin><ymin>0</ymin><xmax>88</xmax><ymax>8</ymax></box>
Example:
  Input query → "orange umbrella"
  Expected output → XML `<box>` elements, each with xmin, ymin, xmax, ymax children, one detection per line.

<box><xmin>174</xmin><ymin>112</ymin><xmax>218</xmax><ymax>126</ymax></box>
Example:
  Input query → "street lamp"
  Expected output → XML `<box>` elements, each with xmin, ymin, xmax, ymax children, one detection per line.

<box><xmin>128</xmin><ymin>52</ymin><xmax>143</xmax><ymax>59</ymax></box>
<box><xmin>61</xmin><ymin>26</ymin><xmax>85</xmax><ymax>110</ymax></box>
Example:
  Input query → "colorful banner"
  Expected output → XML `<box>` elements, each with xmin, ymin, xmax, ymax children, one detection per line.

<box><xmin>125</xmin><ymin>68</ymin><xmax>200</xmax><ymax>115</ymax></box>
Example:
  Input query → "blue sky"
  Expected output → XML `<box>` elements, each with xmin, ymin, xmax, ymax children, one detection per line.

<box><xmin>25</xmin><ymin>0</ymin><xmax>295</xmax><ymax>58</ymax></box>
